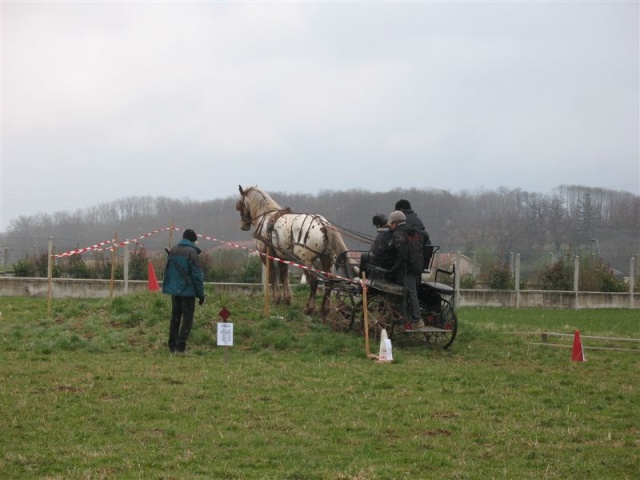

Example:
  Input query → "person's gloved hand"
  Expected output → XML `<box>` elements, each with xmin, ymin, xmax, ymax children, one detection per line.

<box><xmin>198</xmin><ymin>295</ymin><xmax>206</xmax><ymax>306</ymax></box>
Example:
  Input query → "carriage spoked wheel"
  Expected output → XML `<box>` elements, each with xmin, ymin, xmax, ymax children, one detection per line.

<box><xmin>421</xmin><ymin>298</ymin><xmax>458</xmax><ymax>350</ymax></box>
<box><xmin>361</xmin><ymin>294</ymin><xmax>397</xmax><ymax>345</ymax></box>
<box><xmin>321</xmin><ymin>284</ymin><xmax>357</xmax><ymax>333</ymax></box>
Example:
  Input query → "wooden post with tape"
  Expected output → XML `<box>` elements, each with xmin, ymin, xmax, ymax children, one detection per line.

<box><xmin>362</xmin><ymin>272</ymin><xmax>374</xmax><ymax>359</ymax></box>
<box><xmin>263</xmin><ymin>248</ymin><xmax>271</xmax><ymax>316</ymax></box>
<box><xmin>109</xmin><ymin>232</ymin><xmax>118</xmax><ymax>299</ymax></box>
<box><xmin>47</xmin><ymin>237</ymin><xmax>53</xmax><ymax>316</ymax></box>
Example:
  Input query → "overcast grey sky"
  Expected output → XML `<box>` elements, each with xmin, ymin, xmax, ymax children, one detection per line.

<box><xmin>1</xmin><ymin>1</ymin><xmax>638</xmax><ymax>232</ymax></box>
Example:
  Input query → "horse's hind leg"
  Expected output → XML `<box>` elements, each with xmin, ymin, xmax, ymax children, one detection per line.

<box><xmin>304</xmin><ymin>270</ymin><xmax>318</xmax><ymax>315</ymax></box>
<box><xmin>304</xmin><ymin>273</ymin><xmax>318</xmax><ymax>315</ymax></box>
<box><xmin>314</xmin><ymin>257</ymin><xmax>333</xmax><ymax>314</ymax></box>
<box><xmin>280</xmin><ymin>263</ymin><xmax>292</xmax><ymax>304</ymax></box>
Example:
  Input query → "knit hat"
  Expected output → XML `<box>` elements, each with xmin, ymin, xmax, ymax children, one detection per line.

<box><xmin>183</xmin><ymin>229</ymin><xmax>198</xmax><ymax>242</ymax></box>
<box><xmin>395</xmin><ymin>199</ymin><xmax>411</xmax><ymax>211</ymax></box>
<box><xmin>372</xmin><ymin>213</ymin><xmax>388</xmax><ymax>228</ymax></box>
<box><xmin>388</xmin><ymin>210</ymin><xmax>406</xmax><ymax>224</ymax></box>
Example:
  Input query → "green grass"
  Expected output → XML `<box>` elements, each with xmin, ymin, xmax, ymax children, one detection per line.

<box><xmin>0</xmin><ymin>290</ymin><xmax>639</xmax><ymax>479</ymax></box>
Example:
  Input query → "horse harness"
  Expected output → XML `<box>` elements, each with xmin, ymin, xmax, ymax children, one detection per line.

<box><xmin>252</xmin><ymin>208</ymin><xmax>330</xmax><ymax>262</ymax></box>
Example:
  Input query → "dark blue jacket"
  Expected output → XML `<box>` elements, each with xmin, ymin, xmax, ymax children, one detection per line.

<box><xmin>162</xmin><ymin>239</ymin><xmax>205</xmax><ymax>298</ymax></box>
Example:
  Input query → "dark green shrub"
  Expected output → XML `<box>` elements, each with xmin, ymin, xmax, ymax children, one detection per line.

<box><xmin>540</xmin><ymin>255</ymin><xmax>628</xmax><ymax>292</ymax></box>
<box><xmin>204</xmin><ymin>249</ymin><xmax>254</xmax><ymax>282</ymax></box>
<box><xmin>13</xmin><ymin>253</ymin><xmax>60</xmax><ymax>278</ymax></box>
<box><xmin>64</xmin><ymin>254</ymin><xmax>91</xmax><ymax>279</ymax></box>
<box><xmin>460</xmin><ymin>273</ymin><xmax>477</xmax><ymax>289</ymax></box>
<box><xmin>129</xmin><ymin>246</ymin><xmax>149</xmax><ymax>280</ymax></box>
<box><xmin>34</xmin><ymin>253</ymin><xmax>52</xmax><ymax>277</ymax></box>
<box><xmin>580</xmin><ymin>257</ymin><xmax>627</xmax><ymax>293</ymax></box>
<box><xmin>241</xmin><ymin>256</ymin><xmax>262</xmax><ymax>283</ymax></box>
<box><xmin>13</xmin><ymin>258</ymin><xmax>36</xmax><ymax>277</ymax></box>
<box><xmin>539</xmin><ymin>255</ymin><xmax>573</xmax><ymax>290</ymax></box>
<box><xmin>487</xmin><ymin>262</ymin><xmax>513</xmax><ymax>290</ymax></box>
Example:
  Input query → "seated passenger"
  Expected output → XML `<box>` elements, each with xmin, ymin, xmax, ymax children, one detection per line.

<box><xmin>369</xmin><ymin>213</ymin><xmax>395</xmax><ymax>270</ymax></box>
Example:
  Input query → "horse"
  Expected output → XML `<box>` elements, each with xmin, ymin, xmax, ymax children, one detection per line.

<box><xmin>235</xmin><ymin>185</ymin><xmax>349</xmax><ymax>315</ymax></box>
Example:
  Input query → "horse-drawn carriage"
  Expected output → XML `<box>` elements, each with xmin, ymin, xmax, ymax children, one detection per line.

<box><xmin>235</xmin><ymin>185</ymin><xmax>458</xmax><ymax>350</ymax></box>
<box><xmin>320</xmin><ymin>247</ymin><xmax>459</xmax><ymax>350</ymax></box>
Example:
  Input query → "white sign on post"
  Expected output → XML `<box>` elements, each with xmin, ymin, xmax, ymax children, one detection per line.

<box><xmin>217</xmin><ymin>323</ymin><xmax>234</xmax><ymax>346</ymax></box>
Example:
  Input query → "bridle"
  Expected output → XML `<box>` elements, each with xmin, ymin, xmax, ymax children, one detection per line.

<box><xmin>237</xmin><ymin>195</ymin><xmax>253</xmax><ymax>227</ymax></box>
<box><xmin>237</xmin><ymin>187</ymin><xmax>278</xmax><ymax>229</ymax></box>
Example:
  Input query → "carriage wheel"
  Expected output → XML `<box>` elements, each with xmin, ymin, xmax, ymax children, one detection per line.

<box><xmin>422</xmin><ymin>298</ymin><xmax>458</xmax><ymax>350</ymax></box>
<box><xmin>321</xmin><ymin>285</ymin><xmax>357</xmax><ymax>333</ymax></box>
<box><xmin>361</xmin><ymin>294</ymin><xmax>396</xmax><ymax>345</ymax></box>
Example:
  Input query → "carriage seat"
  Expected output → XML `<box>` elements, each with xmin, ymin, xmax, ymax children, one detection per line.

<box><xmin>421</xmin><ymin>281</ymin><xmax>454</xmax><ymax>295</ymax></box>
<box><xmin>360</xmin><ymin>252</ymin><xmax>404</xmax><ymax>296</ymax></box>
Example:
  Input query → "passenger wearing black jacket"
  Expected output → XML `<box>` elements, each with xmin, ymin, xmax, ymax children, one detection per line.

<box><xmin>394</xmin><ymin>199</ymin><xmax>430</xmax><ymax>244</ymax></box>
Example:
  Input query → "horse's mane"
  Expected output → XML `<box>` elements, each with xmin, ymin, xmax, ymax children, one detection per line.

<box><xmin>244</xmin><ymin>186</ymin><xmax>282</xmax><ymax>214</ymax></box>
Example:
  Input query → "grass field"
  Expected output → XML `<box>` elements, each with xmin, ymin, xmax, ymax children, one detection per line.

<box><xmin>1</xmin><ymin>288</ymin><xmax>638</xmax><ymax>479</ymax></box>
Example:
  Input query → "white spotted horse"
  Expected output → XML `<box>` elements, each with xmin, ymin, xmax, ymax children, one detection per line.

<box><xmin>235</xmin><ymin>185</ymin><xmax>349</xmax><ymax>315</ymax></box>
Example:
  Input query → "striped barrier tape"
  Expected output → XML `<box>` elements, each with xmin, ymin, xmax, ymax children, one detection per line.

<box><xmin>52</xmin><ymin>225</ymin><xmax>359</xmax><ymax>285</ymax></box>
<box><xmin>52</xmin><ymin>226</ymin><xmax>175</xmax><ymax>258</ymax></box>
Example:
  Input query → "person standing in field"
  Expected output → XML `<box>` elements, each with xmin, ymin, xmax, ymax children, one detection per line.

<box><xmin>394</xmin><ymin>198</ymin><xmax>434</xmax><ymax>273</ymax></box>
<box><xmin>386</xmin><ymin>210</ymin><xmax>427</xmax><ymax>330</ymax></box>
<box><xmin>162</xmin><ymin>228</ymin><xmax>205</xmax><ymax>354</ymax></box>
<box><xmin>394</xmin><ymin>199</ymin><xmax>429</xmax><ymax>240</ymax></box>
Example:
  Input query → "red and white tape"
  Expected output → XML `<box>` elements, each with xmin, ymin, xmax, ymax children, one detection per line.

<box><xmin>53</xmin><ymin>226</ymin><xmax>176</xmax><ymax>258</ymax></box>
<box><xmin>53</xmin><ymin>226</ymin><xmax>359</xmax><ymax>285</ymax></box>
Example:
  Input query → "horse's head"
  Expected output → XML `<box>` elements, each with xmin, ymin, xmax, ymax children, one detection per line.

<box><xmin>236</xmin><ymin>185</ymin><xmax>253</xmax><ymax>231</ymax></box>
<box><xmin>236</xmin><ymin>184</ymin><xmax>282</xmax><ymax>231</ymax></box>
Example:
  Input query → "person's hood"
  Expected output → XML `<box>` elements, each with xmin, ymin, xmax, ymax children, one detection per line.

<box><xmin>178</xmin><ymin>238</ymin><xmax>202</xmax><ymax>254</ymax></box>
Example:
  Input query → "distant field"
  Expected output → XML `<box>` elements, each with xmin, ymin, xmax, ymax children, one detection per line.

<box><xmin>1</xmin><ymin>291</ymin><xmax>638</xmax><ymax>479</ymax></box>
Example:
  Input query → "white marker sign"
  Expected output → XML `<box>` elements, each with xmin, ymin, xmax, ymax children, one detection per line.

<box><xmin>217</xmin><ymin>323</ymin><xmax>234</xmax><ymax>346</ymax></box>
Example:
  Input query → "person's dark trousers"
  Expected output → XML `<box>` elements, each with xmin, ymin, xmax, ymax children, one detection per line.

<box><xmin>404</xmin><ymin>274</ymin><xmax>422</xmax><ymax>322</ymax></box>
<box><xmin>169</xmin><ymin>295</ymin><xmax>196</xmax><ymax>353</ymax></box>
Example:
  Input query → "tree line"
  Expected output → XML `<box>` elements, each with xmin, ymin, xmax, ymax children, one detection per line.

<box><xmin>2</xmin><ymin>184</ymin><xmax>639</xmax><ymax>286</ymax></box>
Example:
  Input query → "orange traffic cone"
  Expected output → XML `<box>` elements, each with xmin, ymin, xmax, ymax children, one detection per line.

<box><xmin>571</xmin><ymin>330</ymin><xmax>585</xmax><ymax>362</ymax></box>
<box><xmin>148</xmin><ymin>262</ymin><xmax>160</xmax><ymax>291</ymax></box>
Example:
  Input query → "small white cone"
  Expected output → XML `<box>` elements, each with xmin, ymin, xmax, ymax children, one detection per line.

<box><xmin>385</xmin><ymin>338</ymin><xmax>393</xmax><ymax>361</ymax></box>
<box><xmin>377</xmin><ymin>329</ymin><xmax>393</xmax><ymax>363</ymax></box>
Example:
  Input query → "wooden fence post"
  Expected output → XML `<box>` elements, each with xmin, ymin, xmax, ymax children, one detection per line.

<box><xmin>263</xmin><ymin>249</ymin><xmax>271</xmax><ymax>316</ymax></box>
<box><xmin>124</xmin><ymin>243</ymin><xmax>130</xmax><ymax>295</ymax></box>
<box><xmin>630</xmin><ymin>256</ymin><xmax>635</xmax><ymax>308</ymax></box>
<box><xmin>109</xmin><ymin>232</ymin><xmax>118</xmax><ymax>299</ymax></box>
<box><xmin>47</xmin><ymin>237</ymin><xmax>53</xmax><ymax>316</ymax></box>
<box><xmin>455</xmin><ymin>252</ymin><xmax>461</xmax><ymax>308</ymax></box>
<box><xmin>574</xmin><ymin>255</ymin><xmax>580</xmax><ymax>309</ymax></box>
<box><xmin>515</xmin><ymin>253</ymin><xmax>521</xmax><ymax>309</ymax></box>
